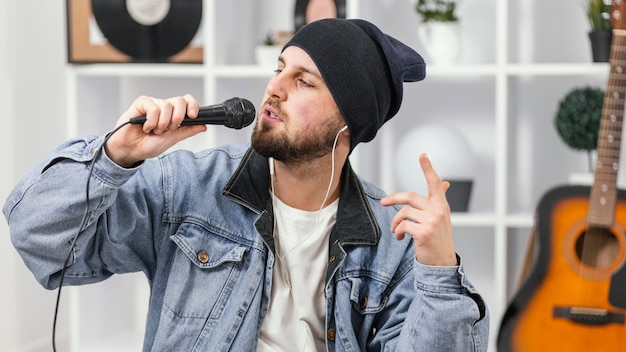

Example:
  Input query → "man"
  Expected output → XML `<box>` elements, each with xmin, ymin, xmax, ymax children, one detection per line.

<box><xmin>4</xmin><ymin>18</ymin><xmax>488</xmax><ymax>351</ymax></box>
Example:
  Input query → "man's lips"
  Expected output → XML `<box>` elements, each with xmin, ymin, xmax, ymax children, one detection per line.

<box><xmin>262</xmin><ymin>106</ymin><xmax>283</xmax><ymax>123</ymax></box>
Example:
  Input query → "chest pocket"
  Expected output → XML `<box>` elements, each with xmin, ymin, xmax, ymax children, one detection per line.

<box><xmin>349</xmin><ymin>276</ymin><xmax>388</xmax><ymax>315</ymax></box>
<box><xmin>165</xmin><ymin>222</ymin><xmax>249</xmax><ymax>319</ymax></box>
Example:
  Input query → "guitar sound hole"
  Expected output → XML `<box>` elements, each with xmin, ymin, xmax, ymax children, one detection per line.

<box><xmin>576</xmin><ymin>227</ymin><xmax>620</xmax><ymax>269</ymax></box>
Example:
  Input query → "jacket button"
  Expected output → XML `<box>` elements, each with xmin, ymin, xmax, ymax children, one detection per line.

<box><xmin>327</xmin><ymin>328</ymin><xmax>336</xmax><ymax>341</ymax></box>
<box><xmin>329</xmin><ymin>256</ymin><xmax>336</xmax><ymax>262</ymax></box>
<box><xmin>197</xmin><ymin>250</ymin><xmax>209</xmax><ymax>264</ymax></box>
<box><xmin>360</xmin><ymin>296</ymin><xmax>368</xmax><ymax>309</ymax></box>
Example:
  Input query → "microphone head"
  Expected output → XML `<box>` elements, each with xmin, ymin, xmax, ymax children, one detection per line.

<box><xmin>223</xmin><ymin>97</ymin><xmax>256</xmax><ymax>129</ymax></box>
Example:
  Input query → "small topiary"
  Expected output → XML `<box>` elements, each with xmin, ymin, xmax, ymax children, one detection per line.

<box><xmin>554</xmin><ymin>86</ymin><xmax>604</xmax><ymax>171</ymax></box>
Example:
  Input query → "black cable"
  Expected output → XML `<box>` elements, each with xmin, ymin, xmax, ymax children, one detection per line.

<box><xmin>52</xmin><ymin>121</ymin><xmax>131</xmax><ymax>352</ymax></box>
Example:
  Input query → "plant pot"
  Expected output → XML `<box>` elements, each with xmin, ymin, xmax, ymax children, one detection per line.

<box><xmin>569</xmin><ymin>171</ymin><xmax>594</xmax><ymax>185</ymax></box>
<box><xmin>394</xmin><ymin>124</ymin><xmax>476</xmax><ymax>212</ymax></box>
<box><xmin>588</xmin><ymin>30</ymin><xmax>613</xmax><ymax>62</ymax></box>
<box><xmin>255</xmin><ymin>46</ymin><xmax>282</xmax><ymax>67</ymax></box>
<box><xmin>417</xmin><ymin>21</ymin><xmax>461</xmax><ymax>65</ymax></box>
<box><xmin>447</xmin><ymin>179</ymin><xmax>473</xmax><ymax>212</ymax></box>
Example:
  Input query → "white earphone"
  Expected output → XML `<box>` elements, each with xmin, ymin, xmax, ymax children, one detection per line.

<box><xmin>339</xmin><ymin>125</ymin><xmax>348</xmax><ymax>133</ymax></box>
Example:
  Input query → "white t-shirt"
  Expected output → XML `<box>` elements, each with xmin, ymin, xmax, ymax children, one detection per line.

<box><xmin>257</xmin><ymin>195</ymin><xmax>339</xmax><ymax>352</ymax></box>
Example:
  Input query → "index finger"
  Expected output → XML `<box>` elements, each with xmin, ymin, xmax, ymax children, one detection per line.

<box><xmin>182</xmin><ymin>93</ymin><xmax>199</xmax><ymax>119</ymax></box>
<box><xmin>165</xmin><ymin>95</ymin><xmax>197</xmax><ymax>130</ymax></box>
<box><xmin>420</xmin><ymin>153</ymin><xmax>449</xmax><ymax>199</ymax></box>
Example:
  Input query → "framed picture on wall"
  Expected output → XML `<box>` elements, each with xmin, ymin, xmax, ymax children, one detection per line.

<box><xmin>294</xmin><ymin>0</ymin><xmax>346</xmax><ymax>32</ymax></box>
<box><xmin>66</xmin><ymin>0</ymin><xmax>203</xmax><ymax>63</ymax></box>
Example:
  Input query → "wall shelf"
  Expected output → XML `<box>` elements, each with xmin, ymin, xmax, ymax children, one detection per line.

<box><xmin>63</xmin><ymin>0</ymin><xmax>611</xmax><ymax>351</ymax></box>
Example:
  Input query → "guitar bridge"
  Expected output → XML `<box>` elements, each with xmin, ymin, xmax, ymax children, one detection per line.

<box><xmin>553</xmin><ymin>306</ymin><xmax>625</xmax><ymax>326</ymax></box>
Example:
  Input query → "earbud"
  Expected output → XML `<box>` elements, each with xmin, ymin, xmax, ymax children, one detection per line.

<box><xmin>339</xmin><ymin>125</ymin><xmax>348</xmax><ymax>133</ymax></box>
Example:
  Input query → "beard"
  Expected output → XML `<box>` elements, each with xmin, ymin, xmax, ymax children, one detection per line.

<box><xmin>251</xmin><ymin>111</ymin><xmax>345</xmax><ymax>164</ymax></box>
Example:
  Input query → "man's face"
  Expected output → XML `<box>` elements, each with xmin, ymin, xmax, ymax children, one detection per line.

<box><xmin>251</xmin><ymin>46</ymin><xmax>346</xmax><ymax>163</ymax></box>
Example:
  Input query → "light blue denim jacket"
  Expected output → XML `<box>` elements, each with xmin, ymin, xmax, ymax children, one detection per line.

<box><xmin>4</xmin><ymin>136</ymin><xmax>489</xmax><ymax>351</ymax></box>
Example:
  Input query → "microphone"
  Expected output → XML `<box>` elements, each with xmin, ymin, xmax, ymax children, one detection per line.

<box><xmin>129</xmin><ymin>97</ymin><xmax>256</xmax><ymax>129</ymax></box>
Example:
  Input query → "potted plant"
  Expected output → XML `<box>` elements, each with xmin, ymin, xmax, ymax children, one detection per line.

<box><xmin>584</xmin><ymin>0</ymin><xmax>613</xmax><ymax>62</ymax></box>
<box><xmin>255</xmin><ymin>31</ymin><xmax>282</xmax><ymax>67</ymax></box>
<box><xmin>415</xmin><ymin>0</ymin><xmax>461</xmax><ymax>64</ymax></box>
<box><xmin>554</xmin><ymin>86</ymin><xmax>604</xmax><ymax>182</ymax></box>
<box><xmin>415</xmin><ymin>0</ymin><xmax>459</xmax><ymax>23</ymax></box>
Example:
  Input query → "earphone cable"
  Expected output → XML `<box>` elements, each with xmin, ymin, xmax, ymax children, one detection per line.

<box><xmin>269</xmin><ymin>125</ymin><xmax>344</xmax><ymax>270</ymax></box>
<box><xmin>52</xmin><ymin>121</ymin><xmax>131</xmax><ymax>352</ymax></box>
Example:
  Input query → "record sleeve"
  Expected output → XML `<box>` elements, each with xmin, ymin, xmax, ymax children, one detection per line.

<box><xmin>66</xmin><ymin>0</ymin><xmax>203</xmax><ymax>63</ymax></box>
<box><xmin>294</xmin><ymin>0</ymin><xmax>346</xmax><ymax>32</ymax></box>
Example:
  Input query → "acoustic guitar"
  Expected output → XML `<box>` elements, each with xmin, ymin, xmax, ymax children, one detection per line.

<box><xmin>497</xmin><ymin>3</ymin><xmax>626</xmax><ymax>351</ymax></box>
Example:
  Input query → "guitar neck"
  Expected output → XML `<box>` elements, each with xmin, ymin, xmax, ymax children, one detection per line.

<box><xmin>589</xmin><ymin>29</ymin><xmax>626</xmax><ymax>227</ymax></box>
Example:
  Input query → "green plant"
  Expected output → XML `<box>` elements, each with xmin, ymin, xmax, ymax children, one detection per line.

<box><xmin>584</xmin><ymin>0</ymin><xmax>612</xmax><ymax>31</ymax></box>
<box><xmin>554</xmin><ymin>86</ymin><xmax>604</xmax><ymax>171</ymax></box>
<box><xmin>261</xmin><ymin>31</ymin><xmax>275</xmax><ymax>46</ymax></box>
<box><xmin>415</xmin><ymin>0</ymin><xmax>459</xmax><ymax>23</ymax></box>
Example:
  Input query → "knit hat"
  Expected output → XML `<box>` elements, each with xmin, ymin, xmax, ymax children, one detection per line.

<box><xmin>283</xmin><ymin>18</ymin><xmax>426</xmax><ymax>151</ymax></box>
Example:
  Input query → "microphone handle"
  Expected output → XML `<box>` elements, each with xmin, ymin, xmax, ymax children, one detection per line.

<box><xmin>180</xmin><ymin>106</ymin><xmax>230</xmax><ymax>125</ymax></box>
<box><xmin>128</xmin><ymin>105</ymin><xmax>231</xmax><ymax>125</ymax></box>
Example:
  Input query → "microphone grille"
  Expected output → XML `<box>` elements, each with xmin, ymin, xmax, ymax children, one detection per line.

<box><xmin>223</xmin><ymin>97</ymin><xmax>256</xmax><ymax>129</ymax></box>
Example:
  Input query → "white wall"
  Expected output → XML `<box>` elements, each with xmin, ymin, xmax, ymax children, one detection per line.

<box><xmin>2</xmin><ymin>1</ymin><xmax>69</xmax><ymax>351</ymax></box>
<box><xmin>0</xmin><ymin>1</ymin><xmax>609</xmax><ymax>351</ymax></box>
<box><xmin>0</xmin><ymin>0</ymin><xmax>17</xmax><ymax>349</ymax></box>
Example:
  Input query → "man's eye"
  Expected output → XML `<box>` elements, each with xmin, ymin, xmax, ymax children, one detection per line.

<box><xmin>299</xmin><ymin>79</ymin><xmax>313</xmax><ymax>87</ymax></box>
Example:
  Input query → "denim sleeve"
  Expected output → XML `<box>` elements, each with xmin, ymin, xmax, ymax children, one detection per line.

<box><xmin>3</xmin><ymin>135</ymin><xmax>164</xmax><ymax>289</ymax></box>
<box><xmin>393</xmin><ymin>255</ymin><xmax>490</xmax><ymax>352</ymax></box>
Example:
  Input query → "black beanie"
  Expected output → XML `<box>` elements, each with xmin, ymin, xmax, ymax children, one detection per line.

<box><xmin>283</xmin><ymin>18</ymin><xmax>426</xmax><ymax>151</ymax></box>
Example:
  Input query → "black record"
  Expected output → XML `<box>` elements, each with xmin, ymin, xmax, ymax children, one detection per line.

<box><xmin>294</xmin><ymin>0</ymin><xmax>346</xmax><ymax>33</ymax></box>
<box><xmin>91</xmin><ymin>0</ymin><xmax>202</xmax><ymax>62</ymax></box>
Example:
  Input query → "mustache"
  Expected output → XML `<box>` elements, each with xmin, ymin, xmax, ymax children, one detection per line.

<box><xmin>262</xmin><ymin>98</ymin><xmax>287</xmax><ymax>118</ymax></box>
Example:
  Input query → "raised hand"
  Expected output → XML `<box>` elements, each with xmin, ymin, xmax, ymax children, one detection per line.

<box><xmin>381</xmin><ymin>153</ymin><xmax>457</xmax><ymax>266</ymax></box>
<box><xmin>105</xmin><ymin>94</ymin><xmax>207</xmax><ymax>167</ymax></box>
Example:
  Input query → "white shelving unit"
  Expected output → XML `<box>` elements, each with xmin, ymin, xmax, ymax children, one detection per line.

<box><xmin>63</xmin><ymin>1</ymin><xmax>615</xmax><ymax>351</ymax></box>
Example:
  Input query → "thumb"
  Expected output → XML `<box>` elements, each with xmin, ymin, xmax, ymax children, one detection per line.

<box><xmin>441</xmin><ymin>180</ymin><xmax>451</xmax><ymax>194</ymax></box>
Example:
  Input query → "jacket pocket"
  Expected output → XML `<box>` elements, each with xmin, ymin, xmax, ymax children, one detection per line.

<box><xmin>348</xmin><ymin>276</ymin><xmax>388</xmax><ymax>315</ymax></box>
<box><xmin>164</xmin><ymin>222</ymin><xmax>248</xmax><ymax>319</ymax></box>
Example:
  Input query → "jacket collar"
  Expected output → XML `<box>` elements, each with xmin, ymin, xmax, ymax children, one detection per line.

<box><xmin>222</xmin><ymin>147</ymin><xmax>380</xmax><ymax>246</ymax></box>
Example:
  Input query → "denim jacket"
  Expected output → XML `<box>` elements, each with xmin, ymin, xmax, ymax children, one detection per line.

<box><xmin>4</xmin><ymin>136</ymin><xmax>489</xmax><ymax>351</ymax></box>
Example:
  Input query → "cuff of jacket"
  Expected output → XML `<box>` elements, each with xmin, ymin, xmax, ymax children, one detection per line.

<box><xmin>90</xmin><ymin>136</ymin><xmax>144</xmax><ymax>187</ymax></box>
<box><xmin>413</xmin><ymin>254</ymin><xmax>467</xmax><ymax>293</ymax></box>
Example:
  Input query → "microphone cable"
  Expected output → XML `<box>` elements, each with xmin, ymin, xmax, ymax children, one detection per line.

<box><xmin>49</xmin><ymin>97</ymin><xmax>255</xmax><ymax>350</ymax></box>
<box><xmin>52</xmin><ymin>121</ymin><xmax>131</xmax><ymax>352</ymax></box>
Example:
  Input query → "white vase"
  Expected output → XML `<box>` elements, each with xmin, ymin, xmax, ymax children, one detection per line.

<box><xmin>255</xmin><ymin>46</ymin><xmax>282</xmax><ymax>67</ymax></box>
<box><xmin>394</xmin><ymin>124</ymin><xmax>476</xmax><ymax>212</ymax></box>
<box><xmin>417</xmin><ymin>21</ymin><xmax>461</xmax><ymax>65</ymax></box>
<box><xmin>569</xmin><ymin>172</ymin><xmax>594</xmax><ymax>185</ymax></box>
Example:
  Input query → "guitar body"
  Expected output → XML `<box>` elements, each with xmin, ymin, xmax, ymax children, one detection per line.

<box><xmin>498</xmin><ymin>185</ymin><xmax>626</xmax><ymax>351</ymax></box>
<box><xmin>498</xmin><ymin>4</ymin><xmax>626</xmax><ymax>349</ymax></box>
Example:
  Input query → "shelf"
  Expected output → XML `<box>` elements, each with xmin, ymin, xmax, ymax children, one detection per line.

<box><xmin>505</xmin><ymin>213</ymin><xmax>534</xmax><ymax>228</ymax></box>
<box><xmin>450</xmin><ymin>213</ymin><xmax>534</xmax><ymax>228</ymax></box>
<box><xmin>67</xmin><ymin>62</ymin><xmax>611</xmax><ymax>79</ymax></box>
<box><xmin>60</xmin><ymin>1</ymin><xmax>613</xmax><ymax>351</ymax></box>
<box><xmin>425</xmin><ymin>64</ymin><xmax>499</xmax><ymax>76</ymax></box>
<box><xmin>505</xmin><ymin>62</ymin><xmax>609</xmax><ymax>76</ymax></box>
<box><xmin>451</xmin><ymin>212</ymin><xmax>498</xmax><ymax>227</ymax></box>
<box><xmin>67</xmin><ymin>63</ymin><xmax>277</xmax><ymax>79</ymax></box>
<box><xmin>69</xmin><ymin>63</ymin><xmax>206</xmax><ymax>77</ymax></box>
<box><xmin>214</xmin><ymin>65</ymin><xmax>277</xmax><ymax>77</ymax></box>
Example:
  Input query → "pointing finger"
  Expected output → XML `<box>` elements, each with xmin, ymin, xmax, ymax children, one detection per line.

<box><xmin>420</xmin><ymin>153</ymin><xmax>448</xmax><ymax>200</ymax></box>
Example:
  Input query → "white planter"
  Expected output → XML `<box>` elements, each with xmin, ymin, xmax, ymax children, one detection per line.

<box><xmin>394</xmin><ymin>124</ymin><xmax>477</xmax><ymax>211</ymax></box>
<box><xmin>255</xmin><ymin>46</ymin><xmax>282</xmax><ymax>67</ymax></box>
<box><xmin>569</xmin><ymin>171</ymin><xmax>594</xmax><ymax>185</ymax></box>
<box><xmin>417</xmin><ymin>21</ymin><xmax>461</xmax><ymax>65</ymax></box>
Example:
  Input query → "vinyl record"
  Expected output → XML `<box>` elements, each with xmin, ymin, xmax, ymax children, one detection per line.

<box><xmin>294</xmin><ymin>0</ymin><xmax>346</xmax><ymax>33</ymax></box>
<box><xmin>91</xmin><ymin>0</ymin><xmax>202</xmax><ymax>62</ymax></box>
